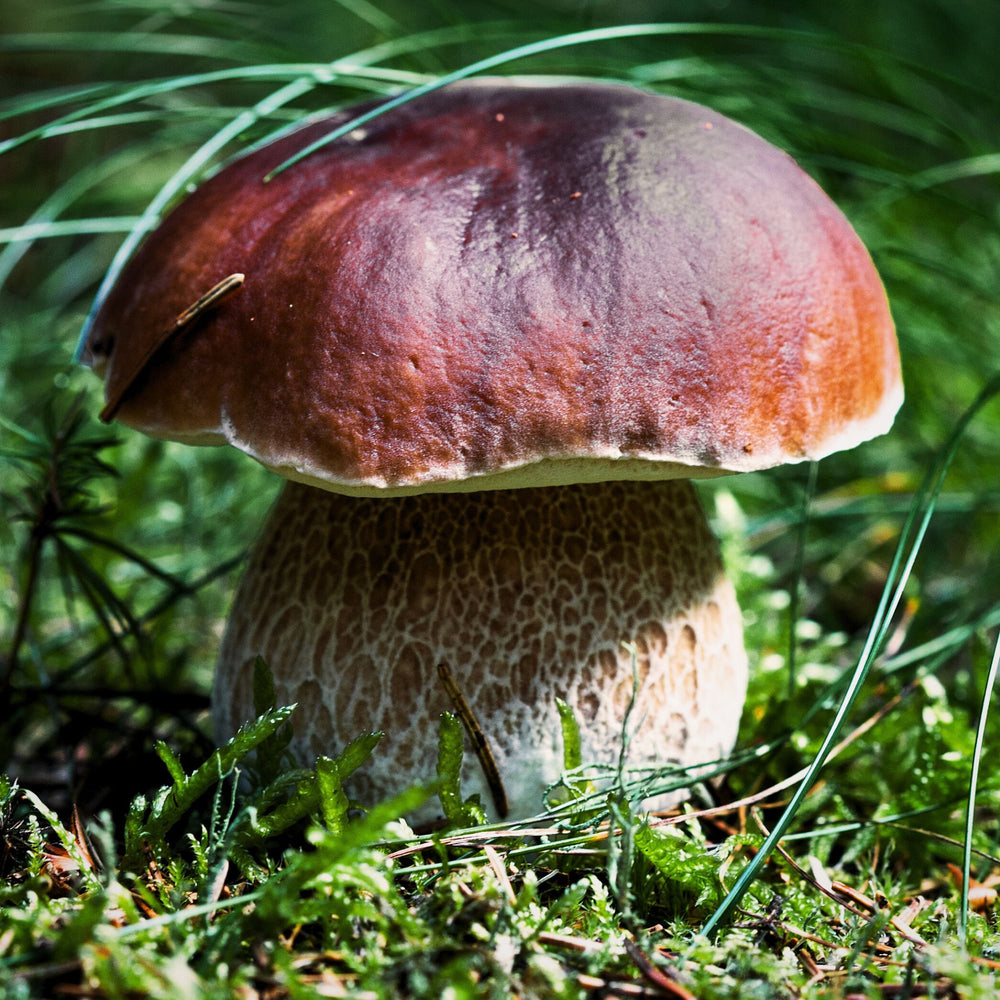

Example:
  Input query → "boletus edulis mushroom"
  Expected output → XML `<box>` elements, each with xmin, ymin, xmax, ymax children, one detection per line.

<box><xmin>84</xmin><ymin>79</ymin><xmax>902</xmax><ymax>821</ymax></box>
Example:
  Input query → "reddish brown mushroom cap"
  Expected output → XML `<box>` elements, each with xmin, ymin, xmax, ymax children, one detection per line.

<box><xmin>86</xmin><ymin>78</ymin><xmax>901</xmax><ymax>496</ymax></box>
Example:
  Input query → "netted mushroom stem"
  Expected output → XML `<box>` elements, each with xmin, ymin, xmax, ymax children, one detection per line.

<box><xmin>213</xmin><ymin>479</ymin><xmax>747</xmax><ymax>821</ymax></box>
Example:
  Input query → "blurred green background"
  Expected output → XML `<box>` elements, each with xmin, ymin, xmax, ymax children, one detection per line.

<box><xmin>2</xmin><ymin>0</ymin><xmax>998</xmax><ymax>815</ymax></box>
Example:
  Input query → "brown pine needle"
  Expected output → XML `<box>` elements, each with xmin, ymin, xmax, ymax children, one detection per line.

<box><xmin>100</xmin><ymin>272</ymin><xmax>245</xmax><ymax>422</ymax></box>
<box><xmin>436</xmin><ymin>661</ymin><xmax>509</xmax><ymax>818</ymax></box>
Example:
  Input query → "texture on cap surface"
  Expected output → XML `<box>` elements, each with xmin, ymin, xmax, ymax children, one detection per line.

<box><xmin>88</xmin><ymin>79</ymin><xmax>902</xmax><ymax>495</ymax></box>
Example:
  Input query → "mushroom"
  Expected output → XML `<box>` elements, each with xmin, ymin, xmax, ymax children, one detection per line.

<box><xmin>84</xmin><ymin>79</ymin><xmax>901</xmax><ymax>821</ymax></box>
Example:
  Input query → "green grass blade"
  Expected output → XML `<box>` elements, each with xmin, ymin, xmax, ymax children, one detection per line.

<box><xmin>0</xmin><ymin>140</ymin><xmax>167</xmax><ymax>292</ymax></box>
<box><xmin>0</xmin><ymin>218</ymin><xmax>146</xmax><ymax>243</ymax></box>
<box><xmin>0</xmin><ymin>65</ymin><xmax>336</xmax><ymax>157</ymax></box>
<box><xmin>74</xmin><ymin>73</ymin><xmax>318</xmax><ymax>360</ymax></box>
<box><xmin>787</xmin><ymin>461</ymin><xmax>817</xmax><ymax>698</ymax></box>
<box><xmin>0</xmin><ymin>82</ymin><xmax>118</xmax><ymax>122</ymax></box>
<box><xmin>960</xmin><ymin>630</ymin><xmax>1000</xmax><ymax>946</ymax></box>
<box><xmin>266</xmin><ymin>20</ymin><xmax>989</xmax><ymax>178</ymax></box>
<box><xmin>702</xmin><ymin>371</ymin><xmax>1000</xmax><ymax>936</ymax></box>
<box><xmin>1</xmin><ymin>31</ymin><xmax>270</xmax><ymax>62</ymax></box>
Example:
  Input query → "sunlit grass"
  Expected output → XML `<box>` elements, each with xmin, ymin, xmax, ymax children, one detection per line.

<box><xmin>2</xmin><ymin>1</ymin><xmax>999</xmax><ymax>996</ymax></box>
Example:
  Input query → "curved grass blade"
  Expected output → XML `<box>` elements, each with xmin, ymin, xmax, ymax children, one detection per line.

<box><xmin>63</xmin><ymin>18</ymin><xmax>988</xmax><ymax>360</ymax></box>
<box><xmin>0</xmin><ymin>140</ymin><xmax>169</xmax><ymax>293</ymax></box>
<box><xmin>0</xmin><ymin>22</ymin><xmax>515</xmax><ymax>157</ymax></box>
<box><xmin>2</xmin><ymin>30</ymin><xmax>270</xmax><ymax>63</ymax></box>
<box><xmin>702</xmin><ymin>370</ymin><xmax>1000</xmax><ymax>937</ymax></box>
<box><xmin>870</xmin><ymin>153</ymin><xmax>1000</xmax><ymax>213</ymax></box>
<box><xmin>74</xmin><ymin>74</ymin><xmax>317</xmax><ymax>360</ymax></box>
<box><xmin>266</xmin><ymin>22</ymin><xmax>720</xmax><ymax>179</ymax></box>
<box><xmin>883</xmin><ymin>606</ymin><xmax>1000</xmax><ymax>677</ymax></box>
<box><xmin>787</xmin><ymin>461</ymin><xmax>817</xmax><ymax>698</ymax></box>
<box><xmin>960</xmin><ymin>630</ymin><xmax>1000</xmax><ymax>946</ymax></box>
<box><xmin>0</xmin><ymin>65</ymin><xmax>342</xmax><ymax>157</ymax></box>
<box><xmin>0</xmin><ymin>218</ymin><xmax>145</xmax><ymax>243</ymax></box>
<box><xmin>0</xmin><ymin>82</ymin><xmax>120</xmax><ymax>122</ymax></box>
<box><xmin>266</xmin><ymin>20</ymin><xmax>989</xmax><ymax>179</ymax></box>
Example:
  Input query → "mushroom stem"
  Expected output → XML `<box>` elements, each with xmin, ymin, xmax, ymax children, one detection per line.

<box><xmin>213</xmin><ymin>478</ymin><xmax>747</xmax><ymax>821</ymax></box>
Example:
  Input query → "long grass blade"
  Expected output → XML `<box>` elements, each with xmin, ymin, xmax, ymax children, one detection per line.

<box><xmin>0</xmin><ymin>219</ymin><xmax>146</xmax><ymax>243</ymax></box>
<box><xmin>1</xmin><ymin>31</ymin><xmax>270</xmax><ymax>62</ymax></box>
<box><xmin>0</xmin><ymin>65</ymin><xmax>368</xmax><ymax>157</ymax></box>
<box><xmin>0</xmin><ymin>142</ymin><xmax>167</xmax><ymax>293</ymax></box>
<box><xmin>959</xmin><ymin>630</ymin><xmax>1000</xmax><ymax>946</ymax></box>
<box><xmin>74</xmin><ymin>74</ymin><xmax>317</xmax><ymax>360</ymax></box>
<box><xmin>265</xmin><ymin>20</ymin><xmax>991</xmax><ymax>178</ymax></box>
<box><xmin>787</xmin><ymin>462</ymin><xmax>817</xmax><ymax>698</ymax></box>
<box><xmin>702</xmin><ymin>371</ymin><xmax>1000</xmax><ymax>936</ymax></box>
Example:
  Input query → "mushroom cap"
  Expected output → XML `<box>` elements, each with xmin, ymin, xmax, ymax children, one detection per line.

<box><xmin>86</xmin><ymin>78</ymin><xmax>901</xmax><ymax>496</ymax></box>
